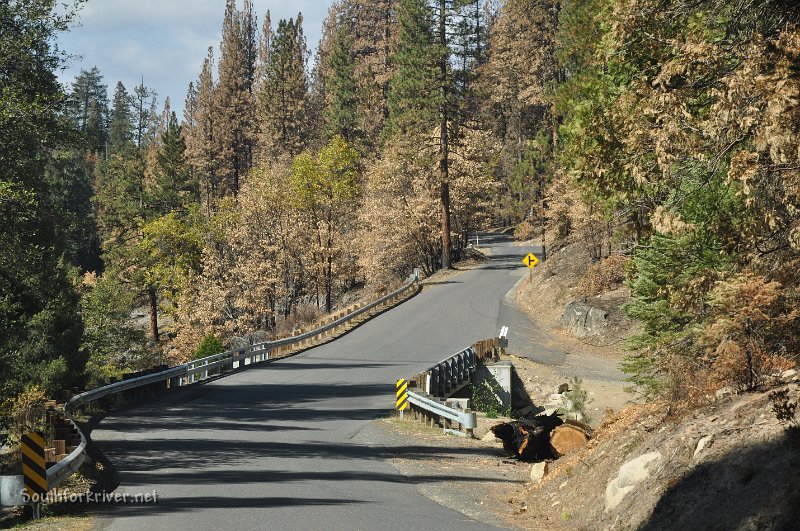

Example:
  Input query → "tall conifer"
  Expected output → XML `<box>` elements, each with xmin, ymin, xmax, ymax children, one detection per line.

<box><xmin>256</xmin><ymin>14</ymin><xmax>309</xmax><ymax>161</ymax></box>
<box><xmin>215</xmin><ymin>0</ymin><xmax>257</xmax><ymax>197</ymax></box>
<box><xmin>185</xmin><ymin>49</ymin><xmax>220</xmax><ymax>213</ymax></box>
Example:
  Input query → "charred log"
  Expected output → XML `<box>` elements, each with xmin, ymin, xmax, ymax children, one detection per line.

<box><xmin>491</xmin><ymin>413</ymin><xmax>564</xmax><ymax>462</ymax></box>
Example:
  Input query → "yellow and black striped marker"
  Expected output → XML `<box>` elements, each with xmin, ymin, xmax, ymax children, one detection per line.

<box><xmin>21</xmin><ymin>432</ymin><xmax>48</xmax><ymax>498</ymax></box>
<box><xmin>396</xmin><ymin>379</ymin><xmax>409</xmax><ymax>411</ymax></box>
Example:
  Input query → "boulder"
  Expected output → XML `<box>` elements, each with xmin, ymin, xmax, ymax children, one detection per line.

<box><xmin>782</xmin><ymin>369</ymin><xmax>798</xmax><ymax>381</ymax></box>
<box><xmin>530</xmin><ymin>461</ymin><xmax>549</xmax><ymax>482</ymax></box>
<box><xmin>694</xmin><ymin>435</ymin><xmax>713</xmax><ymax>458</ymax></box>
<box><xmin>605</xmin><ymin>452</ymin><xmax>661</xmax><ymax>512</ymax></box>
<box><xmin>715</xmin><ymin>386</ymin><xmax>733</xmax><ymax>399</ymax></box>
<box><xmin>561</xmin><ymin>301</ymin><xmax>608</xmax><ymax>338</ymax></box>
<box><xmin>481</xmin><ymin>431</ymin><xmax>499</xmax><ymax>443</ymax></box>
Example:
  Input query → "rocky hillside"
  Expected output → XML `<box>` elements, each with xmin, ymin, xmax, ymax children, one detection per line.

<box><xmin>505</xmin><ymin>371</ymin><xmax>800</xmax><ymax>530</ymax></box>
<box><xmin>515</xmin><ymin>241</ymin><xmax>637</xmax><ymax>356</ymax></box>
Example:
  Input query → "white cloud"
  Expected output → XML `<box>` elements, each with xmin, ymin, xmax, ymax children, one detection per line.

<box><xmin>58</xmin><ymin>0</ymin><xmax>332</xmax><ymax>119</ymax></box>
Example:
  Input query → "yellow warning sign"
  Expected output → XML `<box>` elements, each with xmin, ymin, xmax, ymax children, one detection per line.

<box><xmin>523</xmin><ymin>253</ymin><xmax>539</xmax><ymax>269</ymax></box>
<box><xmin>396</xmin><ymin>379</ymin><xmax>409</xmax><ymax>411</ymax></box>
<box><xmin>21</xmin><ymin>432</ymin><xmax>48</xmax><ymax>497</ymax></box>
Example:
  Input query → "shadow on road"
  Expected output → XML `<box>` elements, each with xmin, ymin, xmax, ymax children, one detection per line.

<box><xmin>92</xmin><ymin>495</ymin><xmax>368</xmax><ymax>517</ymax></box>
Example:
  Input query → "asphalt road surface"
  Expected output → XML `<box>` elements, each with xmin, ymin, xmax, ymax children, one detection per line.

<box><xmin>91</xmin><ymin>233</ymin><xmax>538</xmax><ymax>531</ymax></box>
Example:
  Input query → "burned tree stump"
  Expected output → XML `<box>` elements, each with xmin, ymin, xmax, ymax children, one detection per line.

<box><xmin>491</xmin><ymin>412</ymin><xmax>564</xmax><ymax>462</ymax></box>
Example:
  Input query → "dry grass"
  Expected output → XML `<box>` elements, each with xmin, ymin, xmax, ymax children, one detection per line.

<box><xmin>515</xmin><ymin>220</ymin><xmax>537</xmax><ymax>241</ymax></box>
<box><xmin>577</xmin><ymin>254</ymin><xmax>629</xmax><ymax>296</ymax></box>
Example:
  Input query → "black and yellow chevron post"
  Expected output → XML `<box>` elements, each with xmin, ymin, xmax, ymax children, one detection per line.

<box><xmin>396</xmin><ymin>379</ymin><xmax>409</xmax><ymax>414</ymax></box>
<box><xmin>21</xmin><ymin>432</ymin><xmax>48</xmax><ymax>500</ymax></box>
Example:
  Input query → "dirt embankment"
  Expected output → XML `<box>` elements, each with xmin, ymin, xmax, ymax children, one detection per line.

<box><xmin>515</xmin><ymin>240</ymin><xmax>637</xmax><ymax>356</ymax></box>
<box><xmin>510</xmin><ymin>240</ymin><xmax>638</xmax><ymax>420</ymax></box>
<box><xmin>504</xmin><ymin>372</ymin><xmax>800</xmax><ymax>530</ymax></box>
<box><xmin>382</xmin><ymin>372</ymin><xmax>800</xmax><ymax>530</ymax></box>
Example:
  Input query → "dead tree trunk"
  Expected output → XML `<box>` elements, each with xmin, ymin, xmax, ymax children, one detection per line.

<box><xmin>148</xmin><ymin>285</ymin><xmax>159</xmax><ymax>344</ymax></box>
<box><xmin>438</xmin><ymin>0</ymin><xmax>452</xmax><ymax>270</ymax></box>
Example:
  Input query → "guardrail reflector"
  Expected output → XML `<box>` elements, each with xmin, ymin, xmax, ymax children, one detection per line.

<box><xmin>396</xmin><ymin>379</ymin><xmax>409</xmax><ymax>411</ymax></box>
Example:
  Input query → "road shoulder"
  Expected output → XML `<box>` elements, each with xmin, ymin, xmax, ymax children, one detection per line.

<box><xmin>362</xmin><ymin>418</ymin><xmax>528</xmax><ymax>530</ymax></box>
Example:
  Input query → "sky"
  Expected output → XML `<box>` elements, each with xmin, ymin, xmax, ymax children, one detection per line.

<box><xmin>57</xmin><ymin>0</ymin><xmax>333</xmax><ymax>119</ymax></box>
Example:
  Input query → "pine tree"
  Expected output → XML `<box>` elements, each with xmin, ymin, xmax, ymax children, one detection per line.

<box><xmin>323</xmin><ymin>26</ymin><xmax>361</xmax><ymax>144</ymax></box>
<box><xmin>96</xmin><ymin>82</ymin><xmax>142</xmax><ymax>246</ymax></box>
<box><xmin>132</xmin><ymin>80</ymin><xmax>158</xmax><ymax>151</ymax></box>
<box><xmin>387</xmin><ymin>0</ymin><xmax>462</xmax><ymax>269</ymax></box>
<box><xmin>146</xmin><ymin>101</ymin><xmax>197</xmax><ymax>216</ymax></box>
<box><xmin>308</xmin><ymin>2</ymin><xmax>345</xmax><ymax>149</ymax></box>
<box><xmin>108</xmin><ymin>82</ymin><xmax>134</xmax><ymax>151</ymax></box>
<box><xmin>256</xmin><ymin>14</ymin><xmax>309</xmax><ymax>161</ymax></box>
<box><xmin>185</xmin><ymin>49</ymin><xmax>220</xmax><ymax>213</ymax></box>
<box><xmin>386</xmin><ymin>0</ymin><xmax>440</xmax><ymax>139</ymax></box>
<box><xmin>215</xmin><ymin>0</ymin><xmax>257</xmax><ymax>197</ymax></box>
<box><xmin>349</xmin><ymin>0</ymin><xmax>395</xmax><ymax>146</ymax></box>
<box><xmin>47</xmin><ymin>68</ymin><xmax>109</xmax><ymax>271</ymax></box>
<box><xmin>68</xmin><ymin>67</ymin><xmax>109</xmax><ymax>153</ymax></box>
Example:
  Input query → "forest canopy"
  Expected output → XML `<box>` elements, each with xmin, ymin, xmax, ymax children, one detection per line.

<box><xmin>1</xmin><ymin>0</ymin><xmax>799</xmax><ymax>410</ymax></box>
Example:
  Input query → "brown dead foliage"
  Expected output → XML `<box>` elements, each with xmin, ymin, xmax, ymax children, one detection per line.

<box><xmin>577</xmin><ymin>254</ymin><xmax>629</xmax><ymax>297</ymax></box>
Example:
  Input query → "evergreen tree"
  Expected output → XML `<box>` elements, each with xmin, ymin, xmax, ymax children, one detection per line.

<box><xmin>132</xmin><ymin>80</ymin><xmax>158</xmax><ymax>150</ymax></box>
<box><xmin>215</xmin><ymin>0</ymin><xmax>257</xmax><ymax>197</ymax></box>
<box><xmin>185</xmin><ymin>49</ymin><xmax>220</xmax><ymax>213</ymax></box>
<box><xmin>45</xmin><ymin>67</ymin><xmax>109</xmax><ymax>271</ymax></box>
<box><xmin>387</xmin><ymin>0</ymin><xmax>463</xmax><ymax>269</ymax></box>
<box><xmin>68</xmin><ymin>67</ymin><xmax>109</xmax><ymax>153</ymax></box>
<box><xmin>349</xmin><ymin>0</ymin><xmax>395</xmax><ymax>146</ymax></box>
<box><xmin>323</xmin><ymin>26</ymin><xmax>361</xmax><ymax>145</ymax></box>
<box><xmin>0</xmin><ymin>0</ymin><xmax>87</xmax><ymax>403</ymax></box>
<box><xmin>96</xmin><ymin>81</ymin><xmax>142</xmax><ymax>245</ymax></box>
<box><xmin>108</xmin><ymin>82</ymin><xmax>134</xmax><ymax>151</ymax></box>
<box><xmin>257</xmin><ymin>14</ymin><xmax>310</xmax><ymax>161</ymax></box>
<box><xmin>146</xmin><ymin>102</ymin><xmax>197</xmax><ymax>216</ymax></box>
<box><xmin>386</xmin><ymin>0</ymin><xmax>440</xmax><ymax>139</ymax></box>
<box><xmin>308</xmin><ymin>2</ymin><xmax>345</xmax><ymax>149</ymax></box>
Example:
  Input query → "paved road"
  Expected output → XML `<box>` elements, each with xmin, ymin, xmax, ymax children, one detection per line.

<box><xmin>498</xmin><ymin>276</ymin><xmax>625</xmax><ymax>384</ymax></box>
<box><xmin>91</xmin><ymin>233</ymin><xmax>537</xmax><ymax>531</ymax></box>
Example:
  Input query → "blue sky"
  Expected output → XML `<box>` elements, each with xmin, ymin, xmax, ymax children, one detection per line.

<box><xmin>58</xmin><ymin>0</ymin><xmax>332</xmax><ymax>118</ymax></box>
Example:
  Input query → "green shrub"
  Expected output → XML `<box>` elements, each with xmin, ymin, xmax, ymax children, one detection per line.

<box><xmin>561</xmin><ymin>377</ymin><xmax>592</xmax><ymax>422</ymax></box>
<box><xmin>471</xmin><ymin>374</ymin><xmax>514</xmax><ymax>418</ymax></box>
<box><xmin>195</xmin><ymin>334</ymin><xmax>223</xmax><ymax>360</ymax></box>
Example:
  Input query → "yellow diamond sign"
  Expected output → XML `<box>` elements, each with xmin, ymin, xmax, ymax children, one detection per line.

<box><xmin>523</xmin><ymin>253</ymin><xmax>539</xmax><ymax>269</ymax></box>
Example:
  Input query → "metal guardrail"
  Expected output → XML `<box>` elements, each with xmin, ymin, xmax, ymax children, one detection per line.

<box><xmin>46</xmin><ymin>417</ymin><xmax>86</xmax><ymax>489</ymax></box>
<box><xmin>406</xmin><ymin>391</ymin><xmax>477</xmax><ymax>430</ymax></box>
<box><xmin>48</xmin><ymin>270</ymin><xmax>421</xmax><ymax>489</ymax></box>
<box><xmin>401</xmin><ymin>329</ymin><xmax>508</xmax><ymax>437</ymax></box>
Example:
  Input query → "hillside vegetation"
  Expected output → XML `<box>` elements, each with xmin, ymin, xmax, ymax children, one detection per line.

<box><xmin>2</xmin><ymin>0</ymin><xmax>799</xmax><ymax>429</ymax></box>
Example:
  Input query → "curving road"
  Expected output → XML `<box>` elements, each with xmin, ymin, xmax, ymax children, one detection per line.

<box><xmin>91</xmin><ymin>234</ymin><xmax>539</xmax><ymax>530</ymax></box>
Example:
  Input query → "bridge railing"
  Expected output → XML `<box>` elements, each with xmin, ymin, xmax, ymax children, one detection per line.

<box><xmin>401</xmin><ymin>327</ymin><xmax>508</xmax><ymax>437</ymax></box>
